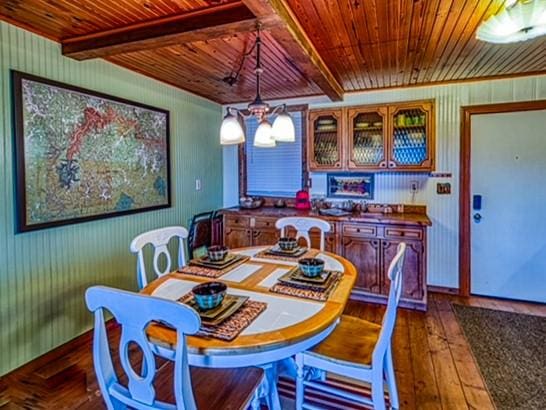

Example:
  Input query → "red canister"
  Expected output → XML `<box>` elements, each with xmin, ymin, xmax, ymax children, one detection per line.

<box><xmin>295</xmin><ymin>190</ymin><xmax>311</xmax><ymax>210</ymax></box>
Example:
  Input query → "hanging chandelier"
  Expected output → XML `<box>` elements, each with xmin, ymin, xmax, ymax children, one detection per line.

<box><xmin>220</xmin><ymin>27</ymin><xmax>295</xmax><ymax>147</ymax></box>
<box><xmin>476</xmin><ymin>0</ymin><xmax>546</xmax><ymax>43</ymax></box>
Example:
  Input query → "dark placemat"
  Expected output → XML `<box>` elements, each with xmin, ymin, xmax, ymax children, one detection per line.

<box><xmin>255</xmin><ymin>247</ymin><xmax>319</xmax><ymax>262</ymax></box>
<box><xmin>270</xmin><ymin>271</ymin><xmax>343</xmax><ymax>301</ymax></box>
<box><xmin>180</xmin><ymin>293</ymin><xmax>267</xmax><ymax>341</ymax></box>
<box><xmin>178</xmin><ymin>255</ymin><xmax>250</xmax><ymax>278</ymax></box>
<box><xmin>452</xmin><ymin>304</ymin><xmax>546</xmax><ymax>410</ymax></box>
<box><xmin>189</xmin><ymin>253</ymin><xmax>247</xmax><ymax>270</ymax></box>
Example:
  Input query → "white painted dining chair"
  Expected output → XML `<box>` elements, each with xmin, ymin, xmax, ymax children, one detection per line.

<box><xmin>275</xmin><ymin>217</ymin><xmax>331</xmax><ymax>251</ymax></box>
<box><xmin>130</xmin><ymin>226</ymin><xmax>188</xmax><ymax>289</ymax></box>
<box><xmin>295</xmin><ymin>242</ymin><xmax>406</xmax><ymax>410</ymax></box>
<box><xmin>85</xmin><ymin>286</ymin><xmax>264</xmax><ymax>410</ymax></box>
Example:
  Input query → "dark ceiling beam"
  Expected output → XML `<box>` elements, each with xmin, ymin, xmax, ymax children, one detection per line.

<box><xmin>241</xmin><ymin>0</ymin><xmax>344</xmax><ymax>101</ymax></box>
<box><xmin>62</xmin><ymin>1</ymin><xmax>279</xmax><ymax>61</ymax></box>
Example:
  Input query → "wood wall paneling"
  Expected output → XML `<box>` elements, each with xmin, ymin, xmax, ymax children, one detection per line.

<box><xmin>0</xmin><ymin>21</ymin><xmax>223</xmax><ymax>376</ymax></box>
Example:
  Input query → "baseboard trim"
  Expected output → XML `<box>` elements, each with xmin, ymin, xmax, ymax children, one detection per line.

<box><xmin>428</xmin><ymin>285</ymin><xmax>460</xmax><ymax>295</ymax></box>
<box><xmin>0</xmin><ymin>319</ymin><xmax>116</xmax><ymax>378</ymax></box>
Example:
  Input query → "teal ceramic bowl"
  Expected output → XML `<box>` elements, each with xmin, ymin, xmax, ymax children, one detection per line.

<box><xmin>298</xmin><ymin>258</ymin><xmax>325</xmax><ymax>278</ymax></box>
<box><xmin>278</xmin><ymin>237</ymin><xmax>298</xmax><ymax>251</ymax></box>
<box><xmin>192</xmin><ymin>281</ymin><xmax>227</xmax><ymax>310</ymax></box>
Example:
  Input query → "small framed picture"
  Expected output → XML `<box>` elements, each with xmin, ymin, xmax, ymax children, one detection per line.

<box><xmin>326</xmin><ymin>173</ymin><xmax>374</xmax><ymax>199</ymax></box>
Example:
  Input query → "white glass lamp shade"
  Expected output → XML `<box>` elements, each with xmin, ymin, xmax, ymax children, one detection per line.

<box><xmin>272</xmin><ymin>111</ymin><xmax>295</xmax><ymax>142</ymax></box>
<box><xmin>476</xmin><ymin>0</ymin><xmax>546</xmax><ymax>43</ymax></box>
<box><xmin>254</xmin><ymin>119</ymin><xmax>276</xmax><ymax>148</ymax></box>
<box><xmin>220</xmin><ymin>112</ymin><xmax>245</xmax><ymax>145</ymax></box>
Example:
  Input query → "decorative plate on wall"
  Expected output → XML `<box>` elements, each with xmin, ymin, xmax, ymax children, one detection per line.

<box><xmin>326</xmin><ymin>173</ymin><xmax>374</xmax><ymax>199</ymax></box>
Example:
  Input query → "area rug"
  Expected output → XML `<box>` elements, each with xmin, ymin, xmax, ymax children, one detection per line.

<box><xmin>452</xmin><ymin>304</ymin><xmax>546</xmax><ymax>409</ymax></box>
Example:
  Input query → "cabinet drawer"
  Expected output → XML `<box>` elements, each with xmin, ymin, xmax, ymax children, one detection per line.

<box><xmin>384</xmin><ymin>226</ymin><xmax>423</xmax><ymax>240</ymax></box>
<box><xmin>224</xmin><ymin>215</ymin><xmax>249</xmax><ymax>228</ymax></box>
<box><xmin>253</xmin><ymin>217</ymin><xmax>278</xmax><ymax>229</ymax></box>
<box><xmin>343</xmin><ymin>224</ymin><xmax>377</xmax><ymax>237</ymax></box>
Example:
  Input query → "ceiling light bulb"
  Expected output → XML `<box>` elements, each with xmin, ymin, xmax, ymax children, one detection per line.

<box><xmin>271</xmin><ymin>109</ymin><xmax>295</xmax><ymax>142</ymax></box>
<box><xmin>254</xmin><ymin>119</ymin><xmax>275</xmax><ymax>148</ymax></box>
<box><xmin>477</xmin><ymin>0</ymin><xmax>546</xmax><ymax>43</ymax></box>
<box><xmin>220</xmin><ymin>112</ymin><xmax>245</xmax><ymax>145</ymax></box>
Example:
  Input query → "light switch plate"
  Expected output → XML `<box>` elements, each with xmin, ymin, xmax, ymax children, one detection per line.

<box><xmin>437</xmin><ymin>182</ymin><xmax>451</xmax><ymax>194</ymax></box>
<box><xmin>195</xmin><ymin>179</ymin><xmax>202</xmax><ymax>191</ymax></box>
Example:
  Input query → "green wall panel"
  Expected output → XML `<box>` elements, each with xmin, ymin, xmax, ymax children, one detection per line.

<box><xmin>0</xmin><ymin>21</ymin><xmax>223</xmax><ymax>375</ymax></box>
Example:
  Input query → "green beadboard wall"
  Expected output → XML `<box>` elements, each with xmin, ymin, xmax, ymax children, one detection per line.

<box><xmin>0</xmin><ymin>21</ymin><xmax>223</xmax><ymax>375</ymax></box>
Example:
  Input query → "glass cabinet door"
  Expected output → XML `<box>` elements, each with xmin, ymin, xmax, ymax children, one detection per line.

<box><xmin>388</xmin><ymin>102</ymin><xmax>434</xmax><ymax>170</ymax></box>
<box><xmin>348</xmin><ymin>107</ymin><xmax>387</xmax><ymax>169</ymax></box>
<box><xmin>308</xmin><ymin>110</ymin><xmax>343</xmax><ymax>170</ymax></box>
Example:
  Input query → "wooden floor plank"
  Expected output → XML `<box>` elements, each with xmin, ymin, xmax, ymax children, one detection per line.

<box><xmin>433</xmin><ymin>296</ymin><xmax>495</xmax><ymax>410</ymax></box>
<box><xmin>407</xmin><ymin>309</ymin><xmax>442</xmax><ymax>409</ymax></box>
<box><xmin>424</xmin><ymin>298</ymin><xmax>469</xmax><ymax>410</ymax></box>
<box><xmin>1</xmin><ymin>293</ymin><xmax>535</xmax><ymax>409</ymax></box>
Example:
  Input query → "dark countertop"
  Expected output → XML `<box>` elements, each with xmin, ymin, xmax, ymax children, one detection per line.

<box><xmin>222</xmin><ymin>206</ymin><xmax>432</xmax><ymax>227</ymax></box>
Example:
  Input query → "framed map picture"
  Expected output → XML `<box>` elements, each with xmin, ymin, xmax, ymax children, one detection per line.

<box><xmin>12</xmin><ymin>71</ymin><xmax>171</xmax><ymax>232</ymax></box>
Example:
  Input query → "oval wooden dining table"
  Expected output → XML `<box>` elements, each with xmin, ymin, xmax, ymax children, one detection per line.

<box><xmin>141</xmin><ymin>246</ymin><xmax>357</xmax><ymax>409</ymax></box>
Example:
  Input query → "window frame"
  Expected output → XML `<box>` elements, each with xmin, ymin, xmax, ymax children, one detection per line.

<box><xmin>238</xmin><ymin>104</ymin><xmax>309</xmax><ymax>202</ymax></box>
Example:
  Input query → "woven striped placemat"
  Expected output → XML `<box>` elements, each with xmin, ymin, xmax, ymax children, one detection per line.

<box><xmin>179</xmin><ymin>293</ymin><xmax>267</xmax><ymax>341</ymax></box>
<box><xmin>254</xmin><ymin>247</ymin><xmax>319</xmax><ymax>262</ymax></box>
<box><xmin>177</xmin><ymin>255</ymin><xmax>250</xmax><ymax>278</ymax></box>
<box><xmin>269</xmin><ymin>271</ymin><xmax>343</xmax><ymax>302</ymax></box>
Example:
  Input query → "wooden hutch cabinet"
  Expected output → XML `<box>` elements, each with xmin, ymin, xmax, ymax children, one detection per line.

<box><xmin>347</xmin><ymin>106</ymin><xmax>388</xmax><ymax>170</ymax></box>
<box><xmin>308</xmin><ymin>99</ymin><xmax>435</xmax><ymax>172</ymax></box>
<box><xmin>223</xmin><ymin>208</ymin><xmax>430</xmax><ymax>310</ymax></box>
<box><xmin>387</xmin><ymin>100</ymin><xmax>435</xmax><ymax>171</ymax></box>
<box><xmin>308</xmin><ymin>109</ymin><xmax>344</xmax><ymax>171</ymax></box>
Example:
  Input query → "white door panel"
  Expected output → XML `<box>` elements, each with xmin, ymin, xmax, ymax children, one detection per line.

<box><xmin>471</xmin><ymin>109</ymin><xmax>546</xmax><ymax>303</ymax></box>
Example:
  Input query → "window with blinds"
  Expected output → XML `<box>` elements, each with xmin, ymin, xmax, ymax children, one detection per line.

<box><xmin>245</xmin><ymin>111</ymin><xmax>304</xmax><ymax>197</ymax></box>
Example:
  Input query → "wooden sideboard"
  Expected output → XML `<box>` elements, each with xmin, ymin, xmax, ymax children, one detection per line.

<box><xmin>222</xmin><ymin>207</ymin><xmax>431</xmax><ymax>311</ymax></box>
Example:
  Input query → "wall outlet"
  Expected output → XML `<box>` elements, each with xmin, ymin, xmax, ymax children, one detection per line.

<box><xmin>195</xmin><ymin>178</ymin><xmax>202</xmax><ymax>191</ymax></box>
<box><xmin>410</xmin><ymin>180</ymin><xmax>419</xmax><ymax>194</ymax></box>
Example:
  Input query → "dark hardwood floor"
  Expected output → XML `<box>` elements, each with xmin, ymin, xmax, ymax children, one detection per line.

<box><xmin>1</xmin><ymin>293</ymin><xmax>544</xmax><ymax>409</ymax></box>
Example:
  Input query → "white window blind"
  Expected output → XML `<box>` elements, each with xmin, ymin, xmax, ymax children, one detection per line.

<box><xmin>245</xmin><ymin>111</ymin><xmax>303</xmax><ymax>197</ymax></box>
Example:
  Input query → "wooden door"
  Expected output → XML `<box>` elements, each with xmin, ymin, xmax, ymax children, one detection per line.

<box><xmin>224</xmin><ymin>227</ymin><xmax>251</xmax><ymax>249</ymax></box>
<box><xmin>342</xmin><ymin>237</ymin><xmax>382</xmax><ymax>294</ymax></box>
<box><xmin>381</xmin><ymin>239</ymin><xmax>424</xmax><ymax>300</ymax></box>
<box><xmin>308</xmin><ymin>109</ymin><xmax>344</xmax><ymax>171</ymax></box>
<box><xmin>387</xmin><ymin>100</ymin><xmax>435</xmax><ymax>172</ymax></box>
<box><xmin>251</xmin><ymin>229</ymin><xmax>279</xmax><ymax>247</ymax></box>
<box><xmin>347</xmin><ymin>106</ymin><xmax>388</xmax><ymax>170</ymax></box>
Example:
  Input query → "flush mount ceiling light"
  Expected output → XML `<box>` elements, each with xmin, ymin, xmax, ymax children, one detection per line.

<box><xmin>219</xmin><ymin>26</ymin><xmax>295</xmax><ymax>147</ymax></box>
<box><xmin>476</xmin><ymin>0</ymin><xmax>546</xmax><ymax>43</ymax></box>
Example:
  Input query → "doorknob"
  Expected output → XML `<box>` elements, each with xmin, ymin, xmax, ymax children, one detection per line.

<box><xmin>473</xmin><ymin>213</ymin><xmax>482</xmax><ymax>222</ymax></box>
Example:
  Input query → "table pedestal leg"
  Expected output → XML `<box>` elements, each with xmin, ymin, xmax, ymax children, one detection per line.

<box><xmin>257</xmin><ymin>362</ymin><xmax>281</xmax><ymax>410</ymax></box>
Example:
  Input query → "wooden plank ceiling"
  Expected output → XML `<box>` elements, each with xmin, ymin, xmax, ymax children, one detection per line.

<box><xmin>285</xmin><ymin>0</ymin><xmax>546</xmax><ymax>91</ymax></box>
<box><xmin>1</xmin><ymin>0</ymin><xmax>545</xmax><ymax>103</ymax></box>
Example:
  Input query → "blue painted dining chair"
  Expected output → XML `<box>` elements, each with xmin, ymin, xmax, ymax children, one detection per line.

<box><xmin>130</xmin><ymin>226</ymin><xmax>189</xmax><ymax>289</ymax></box>
<box><xmin>85</xmin><ymin>286</ymin><xmax>264</xmax><ymax>410</ymax></box>
<box><xmin>295</xmin><ymin>242</ymin><xmax>407</xmax><ymax>410</ymax></box>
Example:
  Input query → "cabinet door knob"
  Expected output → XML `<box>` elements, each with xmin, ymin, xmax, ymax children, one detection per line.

<box><xmin>388</xmin><ymin>161</ymin><xmax>397</xmax><ymax>168</ymax></box>
<box><xmin>379</xmin><ymin>161</ymin><xmax>387</xmax><ymax>168</ymax></box>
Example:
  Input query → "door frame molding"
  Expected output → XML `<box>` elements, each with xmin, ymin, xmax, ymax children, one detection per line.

<box><xmin>459</xmin><ymin>99</ymin><xmax>546</xmax><ymax>296</ymax></box>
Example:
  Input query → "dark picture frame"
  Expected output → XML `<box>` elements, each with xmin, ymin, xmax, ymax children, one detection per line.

<box><xmin>12</xmin><ymin>70</ymin><xmax>171</xmax><ymax>232</ymax></box>
<box><xmin>327</xmin><ymin>173</ymin><xmax>375</xmax><ymax>199</ymax></box>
